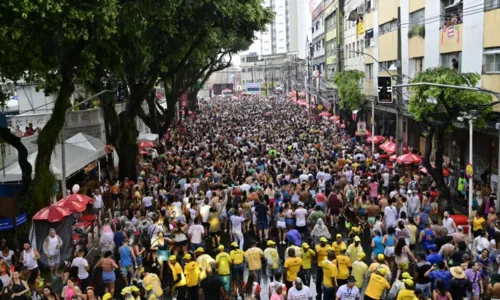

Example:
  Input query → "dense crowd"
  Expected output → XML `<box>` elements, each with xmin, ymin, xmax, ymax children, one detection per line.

<box><xmin>6</xmin><ymin>96</ymin><xmax>500</xmax><ymax>300</ymax></box>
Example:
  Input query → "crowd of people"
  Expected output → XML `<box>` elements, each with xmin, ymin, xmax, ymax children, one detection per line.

<box><xmin>5</xmin><ymin>96</ymin><xmax>500</xmax><ymax>300</ymax></box>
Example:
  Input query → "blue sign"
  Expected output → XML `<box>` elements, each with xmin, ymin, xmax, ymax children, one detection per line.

<box><xmin>0</xmin><ymin>213</ymin><xmax>28</xmax><ymax>232</ymax></box>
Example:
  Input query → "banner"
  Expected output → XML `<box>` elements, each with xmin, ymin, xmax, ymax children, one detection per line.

<box><xmin>357</xmin><ymin>122</ymin><xmax>366</xmax><ymax>134</ymax></box>
<box><xmin>0</xmin><ymin>213</ymin><xmax>28</xmax><ymax>232</ymax></box>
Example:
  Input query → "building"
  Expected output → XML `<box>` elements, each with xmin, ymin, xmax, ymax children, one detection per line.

<box><xmin>343</xmin><ymin>0</ymin><xmax>366</xmax><ymax>73</ymax></box>
<box><xmin>324</xmin><ymin>0</ymin><xmax>339</xmax><ymax>80</ymax></box>
<box><xmin>311</xmin><ymin>2</ymin><xmax>326</xmax><ymax>78</ymax></box>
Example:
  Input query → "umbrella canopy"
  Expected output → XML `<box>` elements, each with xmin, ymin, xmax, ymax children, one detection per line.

<box><xmin>366</xmin><ymin>135</ymin><xmax>386</xmax><ymax>143</ymax></box>
<box><xmin>389</xmin><ymin>154</ymin><xmax>397</xmax><ymax>161</ymax></box>
<box><xmin>33</xmin><ymin>205</ymin><xmax>71</xmax><ymax>222</ymax></box>
<box><xmin>355</xmin><ymin>129</ymin><xmax>371</xmax><ymax>136</ymax></box>
<box><xmin>420</xmin><ymin>164</ymin><xmax>451</xmax><ymax>177</ymax></box>
<box><xmin>66</xmin><ymin>193</ymin><xmax>92</xmax><ymax>205</ymax></box>
<box><xmin>297</xmin><ymin>101</ymin><xmax>308</xmax><ymax>107</ymax></box>
<box><xmin>380</xmin><ymin>141</ymin><xmax>396</xmax><ymax>154</ymax></box>
<box><xmin>138</xmin><ymin>140</ymin><xmax>154</xmax><ymax>149</ymax></box>
<box><xmin>319</xmin><ymin>112</ymin><xmax>332</xmax><ymax>117</ymax></box>
<box><xmin>55</xmin><ymin>198</ymin><xmax>86</xmax><ymax>213</ymax></box>
<box><xmin>396</xmin><ymin>153</ymin><xmax>422</xmax><ymax>165</ymax></box>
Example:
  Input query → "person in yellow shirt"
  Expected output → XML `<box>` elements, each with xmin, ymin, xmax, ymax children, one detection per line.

<box><xmin>321</xmin><ymin>251</ymin><xmax>338</xmax><ymax>299</ymax></box>
<box><xmin>142</xmin><ymin>271</ymin><xmax>163</xmax><ymax>299</ymax></box>
<box><xmin>365</xmin><ymin>268</ymin><xmax>391</xmax><ymax>300</ymax></box>
<box><xmin>284</xmin><ymin>248</ymin><xmax>302</xmax><ymax>291</ymax></box>
<box><xmin>144</xmin><ymin>284</ymin><xmax>156</xmax><ymax>300</ymax></box>
<box><xmin>168</xmin><ymin>256</ymin><xmax>186</xmax><ymax>299</ymax></box>
<box><xmin>471</xmin><ymin>210</ymin><xmax>486</xmax><ymax>237</ymax></box>
<box><xmin>331</xmin><ymin>234</ymin><xmax>347</xmax><ymax>257</ymax></box>
<box><xmin>230</xmin><ymin>242</ymin><xmax>245</xmax><ymax>296</ymax></box>
<box><xmin>335</xmin><ymin>244</ymin><xmax>351</xmax><ymax>286</ymax></box>
<box><xmin>396</xmin><ymin>278</ymin><xmax>416</xmax><ymax>300</ymax></box>
<box><xmin>315</xmin><ymin>237</ymin><xmax>332</xmax><ymax>300</ymax></box>
<box><xmin>284</xmin><ymin>244</ymin><xmax>302</xmax><ymax>260</ymax></box>
<box><xmin>195</xmin><ymin>247</ymin><xmax>215</xmax><ymax>281</ymax></box>
<box><xmin>351</xmin><ymin>252</ymin><xmax>368</xmax><ymax>290</ymax></box>
<box><xmin>244</xmin><ymin>241</ymin><xmax>264</xmax><ymax>282</ymax></box>
<box><xmin>300</xmin><ymin>243</ymin><xmax>315</xmax><ymax>286</ymax></box>
<box><xmin>215</xmin><ymin>245</ymin><xmax>231</xmax><ymax>293</ymax></box>
<box><xmin>183</xmin><ymin>254</ymin><xmax>199</xmax><ymax>300</ymax></box>
<box><xmin>346</xmin><ymin>236</ymin><xmax>365</xmax><ymax>263</ymax></box>
<box><xmin>368</xmin><ymin>254</ymin><xmax>392</xmax><ymax>282</ymax></box>
<box><xmin>264</xmin><ymin>240</ymin><xmax>280</xmax><ymax>282</ymax></box>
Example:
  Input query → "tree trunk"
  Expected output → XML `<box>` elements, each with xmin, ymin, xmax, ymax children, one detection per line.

<box><xmin>116</xmin><ymin>111</ymin><xmax>138</xmax><ymax>181</ymax></box>
<box><xmin>138</xmin><ymin>91</ymin><xmax>159</xmax><ymax>134</ymax></box>
<box><xmin>31</xmin><ymin>61</ymin><xmax>74</xmax><ymax>211</ymax></box>
<box><xmin>188</xmin><ymin>87</ymin><xmax>200</xmax><ymax>111</ymax></box>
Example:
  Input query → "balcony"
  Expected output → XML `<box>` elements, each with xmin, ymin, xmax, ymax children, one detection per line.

<box><xmin>378</xmin><ymin>31</ymin><xmax>398</xmax><ymax>62</ymax></box>
<box><xmin>439</xmin><ymin>23</ymin><xmax>463</xmax><ymax>54</ymax></box>
<box><xmin>409</xmin><ymin>36</ymin><xmax>425</xmax><ymax>58</ymax></box>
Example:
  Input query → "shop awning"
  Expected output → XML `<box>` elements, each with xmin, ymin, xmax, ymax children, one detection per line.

<box><xmin>0</xmin><ymin>133</ymin><xmax>106</xmax><ymax>182</ymax></box>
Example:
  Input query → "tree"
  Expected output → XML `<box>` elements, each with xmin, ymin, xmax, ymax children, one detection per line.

<box><xmin>0</xmin><ymin>0</ymin><xmax>118</xmax><ymax>212</ymax></box>
<box><xmin>408</xmin><ymin>67</ymin><xmax>491</xmax><ymax>204</ymax></box>
<box><xmin>333</xmin><ymin>70</ymin><xmax>366</xmax><ymax>134</ymax></box>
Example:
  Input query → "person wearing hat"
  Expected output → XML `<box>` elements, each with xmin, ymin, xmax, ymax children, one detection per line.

<box><xmin>331</xmin><ymin>234</ymin><xmax>346</xmax><ymax>257</ymax></box>
<box><xmin>351</xmin><ymin>252</ymin><xmax>368</xmax><ymax>290</ymax></box>
<box><xmin>387</xmin><ymin>272</ymin><xmax>412</xmax><ymax>300</ymax></box>
<box><xmin>264</xmin><ymin>240</ymin><xmax>280</xmax><ymax>283</ymax></box>
<box><xmin>144</xmin><ymin>284</ymin><xmax>156</xmax><ymax>300</ymax></box>
<box><xmin>368</xmin><ymin>254</ymin><xmax>391</xmax><ymax>281</ymax></box>
<box><xmin>168</xmin><ymin>256</ymin><xmax>186</xmax><ymax>299</ymax></box>
<box><xmin>130</xmin><ymin>285</ymin><xmax>141</xmax><ymax>300</ymax></box>
<box><xmin>335</xmin><ymin>276</ymin><xmax>360</xmax><ymax>300</ymax></box>
<box><xmin>215</xmin><ymin>245</ymin><xmax>231</xmax><ymax>294</ymax></box>
<box><xmin>300</xmin><ymin>243</ymin><xmax>315</xmax><ymax>286</ymax></box>
<box><xmin>315</xmin><ymin>237</ymin><xmax>332</xmax><ymax>300</ymax></box>
<box><xmin>396</xmin><ymin>278</ymin><xmax>415</xmax><ymax>300</ymax></box>
<box><xmin>196</xmin><ymin>247</ymin><xmax>215</xmax><ymax>281</ymax></box>
<box><xmin>141</xmin><ymin>269</ymin><xmax>163</xmax><ymax>299</ymax></box>
<box><xmin>244</xmin><ymin>240</ymin><xmax>264</xmax><ymax>283</ymax></box>
<box><xmin>364</xmin><ymin>268</ymin><xmax>391</xmax><ymax>300</ymax></box>
<box><xmin>321</xmin><ymin>251</ymin><xmax>338</xmax><ymax>300</ymax></box>
<box><xmin>121</xmin><ymin>286</ymin><xmax>134</xmax><ymax>300</ymax></box>
<box><xmin>183</xmin><ymin>254</ymin><xmax>200</xmax><ymax>300</ymax></box>
<box><xmin>284</xmin><ymin>247</ymin><xmax>302</xmax><ymax>291</ymax></box>
<box><xmin>230</xmin><ymin>242</ymin><xmax>245</xmax><ymax>296</ymax></box>
<box><xmin>346</xmin><ymin>235</ymin><xmax>365</xmax><ymax>264</ymax></box>
<box><xmin>102</xmin><ymin>293</ymin><xmax>112</xmax><ymax>300</ymax></box>
<box><xmin>335</xmin><ymin>244</ymin><xmax>351</xmax><ymax>287</ymax></box>
<box><xmin>449</xmin><ymin>266</ymin><xmax>468</xmax><ymax>300</ymax></box>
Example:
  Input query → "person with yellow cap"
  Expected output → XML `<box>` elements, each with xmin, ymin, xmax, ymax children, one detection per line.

<box><xmin>284</xmin><ymin>247</ymin><xmax>302</xmax><ymax>291</ymax></box>
<box><xmin>130</xmin><ymin>285</ymin><xmax>141</xmax><ymax>300</ymax></box>
<box><xmin>396</xmin><ymin>278</ymin><xmax>416</xmax><ymax>300</ymax></box>
<box><xmin>364</xmin><ymin>268</ymin><xmax>391</xmax><ymax>300</ymax></box>
<box><xmin>346</xmin><ymin>235</ymin><xmax>365</xmax><ymax>263</ymax></box>
<box><xmin>351</xmin><ymin>252</ymin><xmax>368</xmax><ymax>291</ymax></box>
<box><xmin>144</xmin><ymin>284</ymin><xmax>156</xmax><ymax>300</ymax></box>
<box><xmin>244</xmin><ymin>240</ymin><xmax>264</xmax><ymax>283</ymax></box>
<box><xmin>183</xmin><ymin>253</ymin><xmax>200</xmax><ymax>300</ymax></box>
<box><xmin>368</xmin><ymin>254</ymin><xmax>392</xmax><ymax>281</ymax></box>
<box><xmin>195</xmin><ymin>247</ymin><xmax>215</xmax><ymax>281</ymax></box>
<box><xmin>141</xmin><ymin>270</ymin><xmax>163</xmax><ymax>299</ymax></box>
<box><xmin>102</xmin><ymin>293</ymin><xmax>112</xmax><ymax>300</ymax></box>
<box><xmin>387</xmin><ymin>272</ymin><xmax>413</xmax><ymax>300</ymax></box>
<box><xmin>229</xmin><ymin>242</ymin><xmax>245</xmax><ymax>297</ymax></box>
<box><xmin>300</xmin><ymin>243</ymin><xmax>315</xmax><ymax>286</ymax></box>
<box><xmin>321</xmin><ymin>251</ymin><xmax>338</xmax><ymax>299</ymax></box>
<box><xmin>315</xmin><ymin>236</ymin><xmax>332</xmax><ymax>300</ymax></box>
<box><xmin>168</xmin><ymin>256</ymin><xmax>186</xmax><ymax>299</ymax></box>
<box><xmin>121</xmin><ymin>286</ymin><xmax>134</xmax><ymax>300</ymax></box>
<box><xmin>335</xmin><ymin>243</ymin><xmax>351</xmax><ymax>287</ymax></box>
<box><xmin>215</xmin><ymin>245</ymin><xmax>231</xmax><ymax>293</ymax></box>
<box><xmin>284</xmin><ymin>244</ymin><xmax>302</xmax><ymax>260</ymax></box>
<box><xmin>331</xmin><ymin>234</ymin><xmax>347</xmax><ymax>257</ymax></box>
<box><xmin>264</xmin><ymin>240</ymin><xmax>280</xmax><ymax>283</ymax></box>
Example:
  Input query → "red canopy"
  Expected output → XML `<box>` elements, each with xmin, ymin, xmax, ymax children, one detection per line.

<box><xmin>389</xmin><ymin>154</ymin><xmax>397</xmax><ymax>161</ymax></box>
<box><xmin>55</xmin><ymin>198</ymin><xmax>86</xmax><ymax>213</ymax></box>
<box><xmin>396</xmin><ymin>153</ymin><xmax>422</xmax><ymax>165</ymax></box>
<box><xmin>355</xmin><ymin>129</ymin><xmax>371</xmax><ymax>136</ymax></box>
<box><xmin>138</xmin><ymin>140</ymin><xmax>154</xmax><ymax>149</ymax></box>
<box><xmin>33</xmin><ymin>205</ymin><xmax>71</xmax><ymax>222</ymax></box>
<box><xmin>319</xmin><ymin>112</ymin><xmax>332</xmax><ymax>117</ymax></box>
<box><xmin>66</xmin><ymin>193</ymin><xmax>92</xmax><ymax>205</ymax></box>
<box><xmin>366</xmin><ymin>135</ymin><xmax>386</xmax><ymax>143</ymax></box>
<box><xmin>380</xmin><ymin>141</ymin><xmax>396</xmax><ymax>154</ymax></box>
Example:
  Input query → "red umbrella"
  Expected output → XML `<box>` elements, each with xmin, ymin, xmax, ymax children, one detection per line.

<box><xmin>380</xmin><ymin>141</ymin><xmax>396</xmax><ymax>154</ymax></box>
<box><xmin>33</xmin><ymin>205</ymin><xmax>71</xmax><ymax>222</ymax></box>
<box><xmin>138</xmin><ymin>140</ymin><xmax>154</xmax><ymax>149</ymax></box>
<box><xmin>66</xmin><ymin>193</ymin><xmax>92</xmax><ymax>205</ymax></box>
<box><xmin>355</xmin><ymin>129</ymin><xmax>371</xmax><ymax>136</ymax></box>
<box><xmin>389</xmin><ymin>154</ymin><xmax>397</xmax><ymax>161</ymax></box>
<box><xmin>139</xmin><ymin>149</ymin><xmax>148</xmax><ymax>155</ymax></box>
<box><xmin>396</xmin><ymin>153</ymin><xmax>422</xmax><ymax>165</ymax></box>
<box><xmin>319</xmin><ymin>112</ymin><xmax>332</xmax><ymax>117</ymax></box>
<box><xmin>55</xmin><ymin>198</ymin><xmax>86</xmax><ymax>213</ymax></box>
<box><xmin>366</xmin><ymin>135</ymin><xmax>386</xmax><ymax>143</ymax></box>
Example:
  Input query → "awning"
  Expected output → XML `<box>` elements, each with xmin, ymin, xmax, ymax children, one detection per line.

<box><xmin>0</xmin><ymin>133</ymin><xmax>106</xmax><ymax>182</ymax></box>
<box><xmin>347</xmin><ymin>9</ymin><xmax>358</xmax><ymax>21</ymax></box>
<box><xmin>445</xmin><ymin>0</ymin><xmax>462</xmax><ymax>10</ymax></box>
<box><xmin>484</xmin><ymin>48</ymin><xmax>500</xmax><ymax>55</ymax></box>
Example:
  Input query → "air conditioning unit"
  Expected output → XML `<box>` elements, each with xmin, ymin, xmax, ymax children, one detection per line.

<box><xmin>357</xmin><ymin>3</ymin><xmax>366</xmax><ymax>14</ymax></box>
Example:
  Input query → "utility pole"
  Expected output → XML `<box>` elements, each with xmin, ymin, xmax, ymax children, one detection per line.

<box><xmin>396</xmin><ymin>6</ymin><xmax>403</xmax><ymax>156</ymax></box>
<box><xmin>264</xmin><ymin>59</ymin><xmax>268</xmax><ymax>97</ymax></box>
<box><xmin>288</xmin><ymin>63</ymin><xmax>291</xmax><ymax>94</ymax></box>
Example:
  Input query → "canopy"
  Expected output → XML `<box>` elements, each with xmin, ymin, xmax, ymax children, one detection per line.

<box><xmin>380</xmin><ymin>141</ymin><xmax>396</xmax><ymax>154</ymax></box>
<box><xmin>55</xmin><ymin>198</ymin><xmax>86</xmax><ymax>213</ymax></box>
<box><xmin>319</xmin><ymin>112</ymin><xmax>332</xmax><ymax>117</ymax></box>
<box><xmin>0</xmin><ymin>133</ymin><xmax>106</xmax><ymax>182</ymax></box>
<box><xmin>138</xmin><ymin>140</ymin><xmax>154</xmax><ymax>149</ymax></box>
<box><xmin>65</xmin><ymin>193</ymin><xmax>92</xmax><ymax>205</ymax></box>
<box><xmin>366</xmin><ymin>135</ymin><xmax>386</xmax><ymax>143</ymax></box>
<box><xmin>137</xmin><ymin>133</ymin><xmax>159</xmax><ymax>142</ymax></box>
<box><xmin>33</xmin><ymin>205</ymin><xmax>71</xmax><ymax>222</ymax></box>
<box><xmin>396</xmin><ymin>153</ymin><xmax>422</xmax><ymax>165</ymax></box>
<box><xmin>355</xmin><ymin>129</ymin><xmax>371</xmax><ymax>136</ymax></box>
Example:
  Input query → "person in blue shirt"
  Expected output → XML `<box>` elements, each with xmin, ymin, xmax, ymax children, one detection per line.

<box><xmin>426</xmin><ymin>245</ymin><xmax>443</xmax><ymax>265</ymax></box>
<box><xmin>423</xmin><ymin>261</ymin><xmax>452</xmax><ymax>290</ymax></box>
<box><xmin>286</xmin><ymin>229</ymin><xmax>302</xmax><ymax>247</ymax></box>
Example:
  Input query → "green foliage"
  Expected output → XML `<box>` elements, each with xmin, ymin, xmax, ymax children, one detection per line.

<box><xmin>408</xmin><ymin>67</ymin><xmax>491</xmax><ymax>128</ymax></box>
<box><xmin>408</xmin><ymin>25</ymin><xmax>425</xmax><ymax>38</ymax></box>
<box><xmin>333</xmin><ymin>70</ymin><xmax>366</xmax><ymax>111</ymax></box>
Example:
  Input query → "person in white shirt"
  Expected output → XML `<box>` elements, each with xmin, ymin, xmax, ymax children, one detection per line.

<box><xmin>442</xmin><ymin>211</ymin><xmax>457</xmax><ymax>236</ymax></box>
<box><xmin>71</xmin><ymin>249</ymin><xmax>90</xmax><ymax>290</ymax></box>
<box><xmin>382</xmin><ymin>170</ymin><xmax>390</xmax><ymax>189</ymax></box>
<box><xmin>42</xmin><ymin>228</ymin><xmax>62</xmax><ymax>279</ymax></box>
<box><xmin>294</xmin><ymin>203</ymin><xmax>308</xmax><ymax>235</ymax></box>
<box><xmin>200</xmin><ymin>200</ymin><xmax>211</xmax><ymax>232</ymax></box>
<box><xmin>384</xmin><ymin>200</ymin><xmax>398</xmax><ymax>229</ymax></box>
<box><xmin>335</xmin><ymin>276</ymin><xmax>360</xmax><ymax>300</ymax></box>
<box><xmin>142</xmin><ymin>193</ymin><xmax>154</xmax><ymax>211</ymax></box>
<box><xmin>188</xmin><ymin>218</ymin><xmax>205</xmax><ymax>251</ymax></box>
<box><xmin>230</xmin><ymin>208</ymin><xmax>246</xmax><ymax>249</ymax></box>
<box><xmin>287</xmin><ymin>278</ymin><xmax>312</xmax><ymax>300</ymax></box>
<box><xmin>93</xmin><ymin>189</ymin><xmax>104</xmax><ymax>212</ymax></box>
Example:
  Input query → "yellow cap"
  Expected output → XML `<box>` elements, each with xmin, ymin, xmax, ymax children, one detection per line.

<box><xmin>131</xmin><ymin>286</ymin><xmax>140</xmax><ymax>292</ymax></box>
<box><xmin>354</xmin><ymin>236</ymin><xmax>361</xmax><ymax>242</ymax></box>
<box><xmin>357</xmin><ymin>253</ymin><xmax>366</xmax><ymax>260</ymax></box>
<box><xmin>320</xmin><ymin>237</ymin><xmax>328</xmax><ymax>242</ymax></box>
<box><xmin>231</xmin><ymin>242</ymin><xmax>238</xmax><ymax>247</ymax></box>
<box><xmin>169</xmin><ymin>255</ymin><xmax>177</xmax><ymax>261</ymax></box>
<box><xmin>145</xmin><ymin>284</ymin><xmax>154</xmax><ymax>291</ymax></box>
<box><xmin>336</xmin><ymin>233</ymin><xmax>342</xmax><ymax>238</ymax></box>
<box><xmin>267</xmin><ymin>240</ymin><xmax>276</xmax><ymax>246</ymax></box>
<box><xmin>377</xmin><ymin>268</ymin><xmax>387</xmax><ymax>276</ymax></box>
<box><xmin>218</xmin><ymin>245</ymin><xmax>225</xmax><ymax>250</ymax></box>
<box><xmin>302</xmin><ymin>243</ymin><xmax>309</xmax><ymax>248</ymax></box>
<box><xmin>196</xmin><ymin>247</ymin><xmax>204</xmax><ymax>253</ymax></box>
<box><xmin>102</xmin><ymin>293</ymin><xmax>112</xmax><ymax>300</ymax></box>
<box><xmin>184</xmin><ymin>254</ymin><xmax>192</xmax><ymax>260</ymax></box>
<box><xmin>121</xmin><ymin>287</ymin><xmax>132</xmax><ymax>295</ymax></box>
<box><xmin>403</xmin><ymin>278</ymin><xmax>414</xmax><ymax>286</ymax></box>
<box><xmin>377</xmin><ymin>253</ymin><xmax>385</xmax><ymax>261</ymax></box>
<box><xmin>402</xmin><ymin>272</ymin><xmax>412</xmax><ymax>279</ymax></box>
<box><xmin>340</xmin><ymin>244</ymin><xmax>347</xmax><ymax>251</ymax></box>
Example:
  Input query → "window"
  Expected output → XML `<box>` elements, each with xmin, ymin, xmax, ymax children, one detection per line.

<box><xmin>379</xmin><ymin>20</ymin><xmax>398</xmax><ymax>35</ymax></box>
<box><xmin>440</xmin><ymin>52</ymin><xmax>461</xmax><ymax>71</ymax></box>
<box><xmin>379</xmin><ymin>60</ymin><xmax>397</xmax><ymax>72</ymax></box>
<box><xmin>365</xmin><ymin>63</ymin><xmax>374</xmax><ymax>79</ymax></box>
<box><xmin>356</xmin><ymin>41</ymin><xmax>360</xmax><ymax>55</ymax></box>
<box><xmin>348</xmin><ymin>44</ymin><xmax>351</xmax><ymax>58</ymax></box>
<box><xmin>483</xmin><ymin>49</ymin><xmax>500</xmax><ymax>73</ymax></box>
<box><xmin>410</xmin><ymin>9</ymin><xmax>425</xmax><ymax>26</ymax></box>
<box><xmin>441</xmin><ymin>0</ymin><xmax>463</xmax><ymax>27</ymax></box>
<box><xmin>485</xmin><ymin>0</ymin><xmax>500</xmax><ymax>10</ymax></box>
<box><xmin>365</xmin><ymin>29</ymin><xmax>374</xmax><ymax>47</ymax></box>
<box><xmin>409</xmin><ymin>57</ymin><xmax>424</xmax><ymax>77</ymax></box>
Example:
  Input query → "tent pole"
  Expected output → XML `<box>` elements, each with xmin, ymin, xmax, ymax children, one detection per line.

<box><xmin>98</xmin><ymin>160</ymin><xmax>101</xmax><ymax>183</ymax></box>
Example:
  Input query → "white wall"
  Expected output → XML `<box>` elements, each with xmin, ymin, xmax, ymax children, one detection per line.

<box><xmin>461</xmin><ymin>0</ymin><xmax>484</xmax><ymax>77</ymax></box>
<box><xmin>371</xmin><ymin>3</ymin><xmax>380</xmax><ymax>93</ymax></box>
<box><xmin>275</xmin><ymin>0</ymin><xmax>288</xmax><ymax>54</ymax></box>
<box><xmin>295</xmin><ymin>0</ymin><xmax>311</xmax><ymax>59</ymax></box>
<box><xmin>424</xmin><ymin>0</ymin><xmax>441</xmax><ymax>68</ymax></box>
<box><xmin>401</xmin><ymin>0</ymin><xmax>410</xmax><ymax>85</ymax></box>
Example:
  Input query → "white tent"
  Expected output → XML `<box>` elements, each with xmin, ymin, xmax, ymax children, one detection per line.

<box><xmin>137</xmin><ymin>133</ymin><xmax>159</xmax><ymax>142</ymax></box>
<box><xmin>0</xmin><ymin>133</ymin><xmax>106</xmax><ymax>182</ymax></box>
